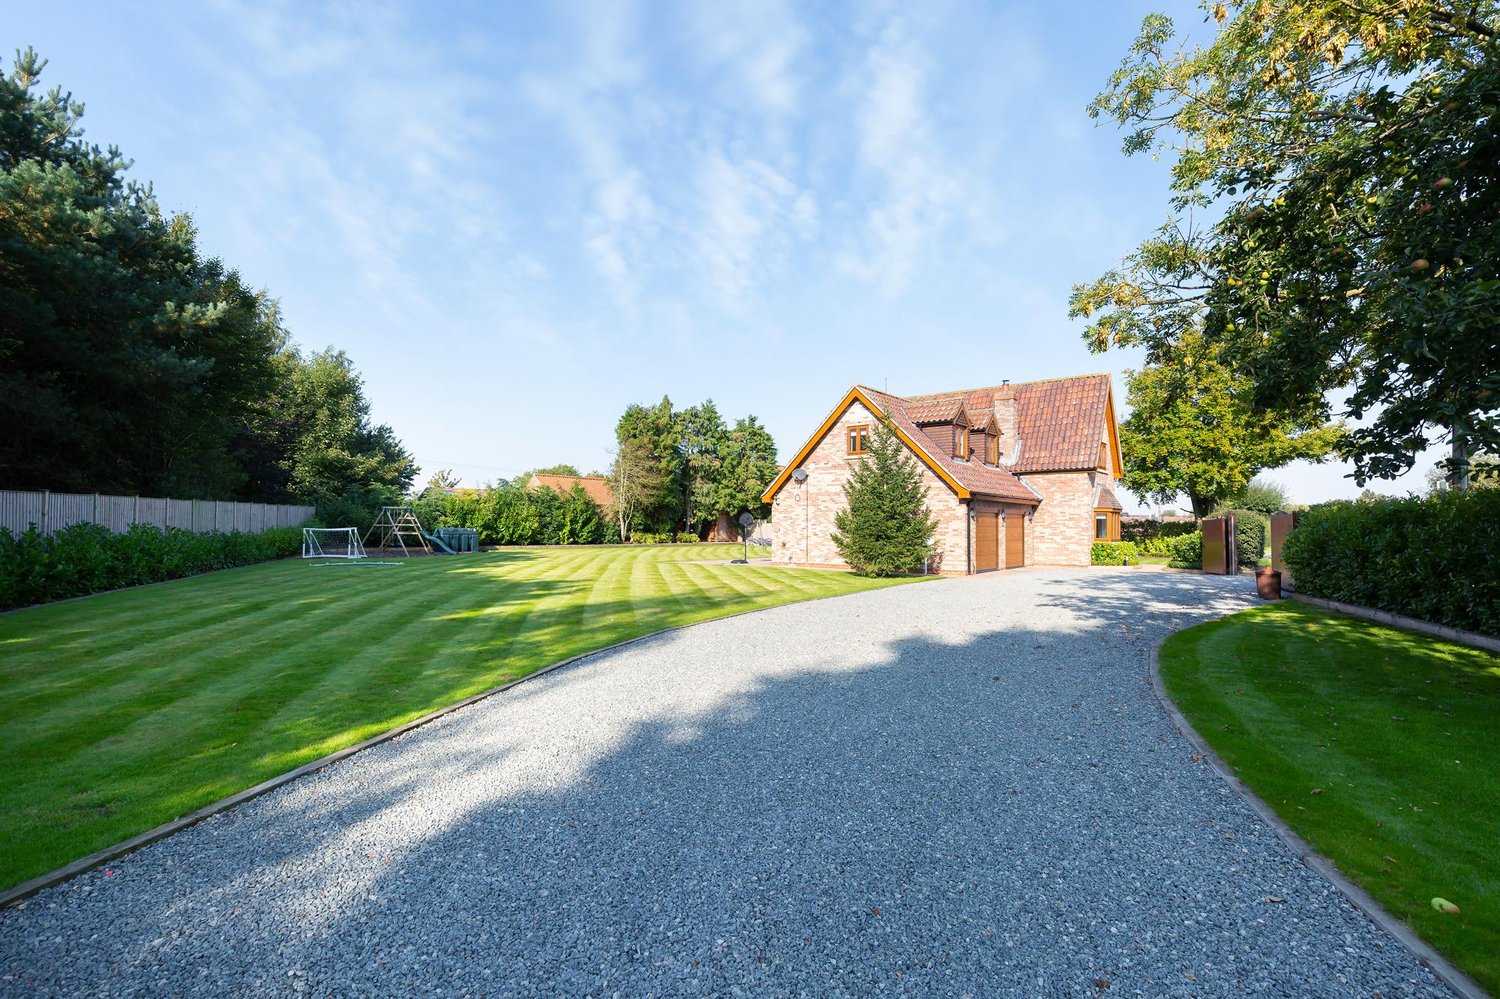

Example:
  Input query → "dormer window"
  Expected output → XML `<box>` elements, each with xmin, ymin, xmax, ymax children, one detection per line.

<box><xmin>988</xmin><ymin>434</ymin><xmax>999</xmax><ymax>465</ymax></box>
<box><xmin>1098</xmin><ymin>441</ymin><xmax>1109</xmax><ymax>471</ymax></box>
<box><xmin>955</xmin><ymin>426</ymin><xmax>969</xmax><ymax>460</ymax></box>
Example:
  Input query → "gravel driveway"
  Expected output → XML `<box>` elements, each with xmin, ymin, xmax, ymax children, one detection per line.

<box><xmin>0</xmin><ymin>569</ymin><xmax>1451</xmax><ymax>997</ymax></box>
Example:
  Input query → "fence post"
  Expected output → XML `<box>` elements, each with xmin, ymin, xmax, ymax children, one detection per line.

<box><xmin>41</xmin><ymin>490</ymin><xmax>50</xmax><ymax>535</ymax></box>
<box><xmin>134</xmin><ymin>495</ymin><xmax>140</xmax><ymax>528</ymax></box>
<box><xmin>93</xmin><ymin>493</ymin><xmax>100</xmax><ymax>527</ymax></box>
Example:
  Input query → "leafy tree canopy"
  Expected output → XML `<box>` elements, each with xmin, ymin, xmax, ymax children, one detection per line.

<box><xmin>530</xmin><ymin>464</ymin><xmax>581</xmax><ymax>477</ymax></box>
<box><xmin>611</xmin><ymin>396</ymin><xmax>778</xmax><ymax>537</ymax></box>
<box><xmin>1214</xmin><ymin>475</ymin><xmax>1291</xmax><ymax>515</ymax></box>
<box><xmin>0</xmin><ymin>49</ymin><xmax>412</xmax><ymax>513</ymax></box>
<box><xmin>1119</xmin><ymin>331</ymin><xmax>1343</xmax><ymax>516</ymax></box>
<box><xmin>1072</xmin><ymin>2</ymin><xmax>1500</xmax><ymax>486</ymax></box>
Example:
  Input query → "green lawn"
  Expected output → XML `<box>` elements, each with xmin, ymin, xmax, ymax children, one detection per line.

<box><xmin>0</xmin><ymin>544</ymin><xmax>918</xmax><ymax>891</ymax></box>
<box><xmin>1160</xmin><ymin>602</ymin><xmax>1500</xmax><ymax>994</ymax></box>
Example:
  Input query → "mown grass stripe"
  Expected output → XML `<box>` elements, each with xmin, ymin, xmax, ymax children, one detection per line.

<box><xmin>0</xmin><ymin>545</ymin><xmax>921</xmax><ymax>890</ymax></box>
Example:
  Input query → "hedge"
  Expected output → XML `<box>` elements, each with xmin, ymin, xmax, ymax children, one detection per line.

<box><xmin>1218</xmin><ymin>509</ymin><xmax>1268</xmax><ymax>568</ymax></box>
<box><xmin>1123</xmin><ymin>520</ymin><xmax>1199</xmax><ymax>556</ymax></box>
<box><xmin>1281</xmin><ymin>491</ymin><xmax>1500</xmax><ymax>636</ymax></box>
<box><xmin>1091</xmin><ymin>541</ymin><xmax>1139</xmax><ymax>565</ymax></box>
<box><xmin>0</xmin><ymin>522</ymin><xmax>302</xmax><ymax>611</ymax></box>
<box><xmin>1165</xmin><ymin>531</ymin><xmax>1202</xmax><ymax>569</ymax></box>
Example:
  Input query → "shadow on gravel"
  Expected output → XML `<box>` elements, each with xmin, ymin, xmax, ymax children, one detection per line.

<box><xmin>2</xmin><ymin>572</ymin><xmax>1444</xmax><ymax>998</ymax></box>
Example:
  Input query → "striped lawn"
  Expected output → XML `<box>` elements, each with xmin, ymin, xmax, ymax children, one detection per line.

<box><xmin>0</xmin><ymin>545</ymin><xmax>920</xmax><ymax>890</ymax></box>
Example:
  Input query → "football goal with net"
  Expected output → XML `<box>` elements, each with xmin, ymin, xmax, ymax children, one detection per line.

<box><xmin>302</xmin><ymin>527</ymin><xmax>367</xmax><ymax>560</ymax></box>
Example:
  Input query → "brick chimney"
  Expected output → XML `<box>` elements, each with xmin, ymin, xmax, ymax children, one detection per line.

<box><xmin>992</xmin><ymin>380</ymin><xmax>1019</xmax><ymax>460</ymax></box>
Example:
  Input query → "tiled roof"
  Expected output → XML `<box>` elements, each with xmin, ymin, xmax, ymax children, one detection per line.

<box><xmin>1011</xmin><ymin>374</ymin><xmax>1112</xmax><ymax>473</ymax></box>
<box><xmin>858</xmin><ymin>387</ymin><xmax>1040</xmax><ymax>504</ymax></box>
<box><xmin>1095</xmin><ymin>479</ymin><xmax>1123</xmax><ymax>511</ymax></box>
<box><xmin>904</xmin><ymin>399</ymin><xmax>965</xmax><ymax>424</ymax></box>
<box><xmin>905</xmin><ymin>374</ymin><xmax>1113</xmax><ymax>473</ymax></box>
<box><xmin>528</xmin><ymin>473</ymin><xmax>614</xmax><ymax>507</ymax></box>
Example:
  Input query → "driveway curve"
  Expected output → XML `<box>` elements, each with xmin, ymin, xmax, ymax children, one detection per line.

<box><xmin>0</xmin><ymin>569</ymin><xmax>1451</xmax><ymax>997</ymax></box>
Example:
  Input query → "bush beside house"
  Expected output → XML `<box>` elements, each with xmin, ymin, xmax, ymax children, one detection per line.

<box><xmin>1091</xmin><ymin>541</ymin><xmax>1139</xmax><ymax>565</ymax></box>
<box><xmin>1282</xmin><ymin>491</ymin><xmax>1500</xmax><ymax>636</ymax></box>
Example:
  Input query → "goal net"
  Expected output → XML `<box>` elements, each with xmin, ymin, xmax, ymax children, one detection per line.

<box><xmin>302</xmin><ymin>527</ymin><xmax>367</xmax><ymax>560</ymax></box>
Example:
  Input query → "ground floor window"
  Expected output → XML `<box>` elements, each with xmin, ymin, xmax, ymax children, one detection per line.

<box><xmin>1094</xmin><ymin>509</ymin><xmax>1120</xmax><ymax>541</ymax></box>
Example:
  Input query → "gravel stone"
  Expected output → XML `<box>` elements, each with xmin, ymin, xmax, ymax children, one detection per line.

<box><xmin>0</xmin><ymin>569</ymin><xmax>1454</xmax><ymax>997</ymax></box>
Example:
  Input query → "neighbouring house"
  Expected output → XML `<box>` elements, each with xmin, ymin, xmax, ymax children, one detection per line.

<box><xmin>524</xmin><ymin>473</ymin><xmax>614</xmax><ymax>508</ymax></box>
<box><xmin>760</xmin><ymin>374</ymin><xmax>1125</xmax><ymax>573</ymax></box>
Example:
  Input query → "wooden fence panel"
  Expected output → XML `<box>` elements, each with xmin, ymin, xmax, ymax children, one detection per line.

<box><xmin>0</xmin><ymin>490</ymin><xmax>313</xmax><ymax>537</ymax></box>
<box><xmin>139</xmin><ymin>497</ymin><xmax>168</xmax><ymax>530</ymax></box>
<box><xmin>166</xmin><ymin>500</ymin><xmax>194</xmax><ymax>530</ymax></box>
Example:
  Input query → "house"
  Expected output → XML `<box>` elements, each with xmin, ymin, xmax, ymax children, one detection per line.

<box><xmin>524</xmin><ymin>473</ymin><xmax>614</xmax><ymax>508</ymax></box>
<box><xmin>760</xmin><ymin>374</ymin><xmax>1124</xmax><ymax>573</ymax></box>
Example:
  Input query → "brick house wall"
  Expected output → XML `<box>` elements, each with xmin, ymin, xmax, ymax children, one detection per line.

<box><xmin>1015</xmin><ymin>471</ymin><xmax>1095</xmax><ymax>566</ymax></box>
<box><xmin>769</xmin><ymin>399</ymin><xmax>970</xmax><ymax>574</ymax></box>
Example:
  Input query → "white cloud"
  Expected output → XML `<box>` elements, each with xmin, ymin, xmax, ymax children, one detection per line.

<box><xmin>520</xmin><ymin>1</ymin><xmax>662</xmax><ymax>312</ymax></box>
<box><xmin>185</xmin><ymin>0</ymin><xmax>535</xmax><ymax>326</ymax></box>
<box><xmin>682</xmin><ymin>0</ymin><xmax>808</xmax><ymax>117</ymax></box>
<box><xmin>836</xmin><ymin>18</ymin><xmax>961</xmax><ymax>295</ymax></box>
<box><xmin>695</xmin><ymin>152</ymin><xmax>816</xmax><ymax>307</ymax></box>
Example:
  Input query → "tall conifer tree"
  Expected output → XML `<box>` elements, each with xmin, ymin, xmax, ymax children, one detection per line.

<box><xmin>831</xmin><ymin>415</ymin><xmax>938</xmax><ymax>576</ymax></box>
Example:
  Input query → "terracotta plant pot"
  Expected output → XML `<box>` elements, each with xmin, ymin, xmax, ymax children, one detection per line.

<box><xmin>1255</xmin><ymin>567</ymin><xmax>1282</xmax><ymax>600</ymax></box>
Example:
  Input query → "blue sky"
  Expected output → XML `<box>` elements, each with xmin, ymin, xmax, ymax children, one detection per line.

<box><xmin>10</xmin><ymin>0</ymin><xmax>1439</xmax><ymax>507</ymax></box>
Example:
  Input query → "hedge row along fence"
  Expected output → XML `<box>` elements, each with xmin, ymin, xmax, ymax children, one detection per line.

<box><xmin>0</xmin><ymin>523</ymin><xmax>302</xmax><ymax>611</ymax></box>
<box><xmin>1282</xmin><ymin>490</ymin><xmax>1500</xmax><ymax>637</ymax></box>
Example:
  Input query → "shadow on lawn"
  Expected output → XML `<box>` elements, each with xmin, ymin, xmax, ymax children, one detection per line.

<box><xmin>11</xmin><ymin>572</ymin><xmax>1428</xmax><ymax>997</ymax></box>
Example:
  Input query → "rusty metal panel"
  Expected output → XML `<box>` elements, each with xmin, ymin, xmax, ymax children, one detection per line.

<box><xmin>1270</xmin><ymin>511</ymin><xmax>1295</xmax><ymax>590</ymax></box>
<box><xmin>1202</xmin><ymin>516</ymin><xmax>1229</xmax><ymax>574</ymax></box>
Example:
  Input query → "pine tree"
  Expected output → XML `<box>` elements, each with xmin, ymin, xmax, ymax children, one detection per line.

<box><xmin>831</xmin><ymin>415</ymin><xmax>938</xmax><ymax>576</ymax></box>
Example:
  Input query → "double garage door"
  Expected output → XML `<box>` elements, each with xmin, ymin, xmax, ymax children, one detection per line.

<box><xmin>975</xmin><ymin>511</ymin><xmax>1025</xmax><ymax>572</ymax></box>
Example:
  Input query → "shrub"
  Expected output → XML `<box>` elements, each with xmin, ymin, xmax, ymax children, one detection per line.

<box><xmin>1165</xmin><ymin>531</ymin><xmax>1203</xmax><ymax>569</ymax></box>
<box><xmin>1121</xmin><ymin>519</ymin><xmax>1197</xmax><ymax>556</ymax></box>
<box><xmin>672</xmin><ymin>532</ymin><xmax>699</xmax><ymax>544</ymax></box>
<box><xmin>1091</xmin><ymin>541</ymin><xmax>1139</xmax><ymax>565</ymax></box>
<box><xmin>1282</xmin><ymin>491</ymin><xmax>1500</xmax><ymax>636</ymax></box>
<box><xmin>0</xmin><ymin>524</ymin><xmax>302</xmax><ymax>611</ymax></box>
<box><xmin>1217</xmin><ymin>509</ymin><xmax>1268</xmax><ymax>568</ymax></box>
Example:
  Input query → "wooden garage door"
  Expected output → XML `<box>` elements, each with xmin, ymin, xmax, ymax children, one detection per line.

<box><xmin>974</xmin><ymin>511</ymin><xmax>998</xmax><ymax>572</ymax></box>
<box><xmin>1005</xmin><ymin>513</ymin><xmax>1025</xmax><ymax>568</ymax></box>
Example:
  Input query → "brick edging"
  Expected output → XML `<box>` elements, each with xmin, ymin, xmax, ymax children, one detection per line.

<box><xmin>0</xmin><ymin>586</ymin><xmax>879</xmax><ymax>909</ymax></box>
<box><xmin>1287</xmin><ymin>593</ymin><xmax>1500</xmax><ymax>654</ymax></box>
<box><xmin>1148</xmin><ymin>644</ymin><xmax>1489</xmax><ymax>999</ymax></box>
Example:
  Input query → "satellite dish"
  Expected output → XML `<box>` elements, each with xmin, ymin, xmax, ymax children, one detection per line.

<box><xmin>791</xmin><ymin>468</ymin><xmax>808</xmax><ymax>483</ymax></box>
<box><xmin>738</xmin><ymin>511</ymin><xmax>756</xmax><ymax>529</ymax></box>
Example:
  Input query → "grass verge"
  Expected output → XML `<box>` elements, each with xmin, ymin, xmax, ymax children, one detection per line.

<box><xmin>0</xmin><ymin>544</ymin><xmax>919</xmax><ymax>890</ymax></box>
<box><xmin>1160</xmin><ymin>601</ymin><xmax>1499</xmax><ymax>994</ymax></box>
